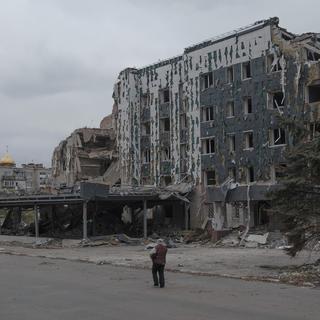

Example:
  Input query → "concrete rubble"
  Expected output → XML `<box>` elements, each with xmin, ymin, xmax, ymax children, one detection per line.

<box><xmin>51</xmin><ymin>110</ymin><xmax>119</xmax><ymax>189</ymax></box>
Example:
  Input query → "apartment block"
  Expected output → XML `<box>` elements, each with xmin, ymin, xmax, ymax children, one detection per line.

<box><xmin>113</xmin><ymin>17</ymin><xmax>320</xmax><ymax>231</ymax></box>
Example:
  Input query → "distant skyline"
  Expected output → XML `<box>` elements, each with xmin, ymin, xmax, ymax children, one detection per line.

<box><xmin>1</xmin><ymin>0</ymin><xmax>319</xmax><ymax>167</ymax></box>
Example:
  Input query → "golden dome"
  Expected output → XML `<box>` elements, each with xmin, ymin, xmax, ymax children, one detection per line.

<box><xmin>0</xmin><ymin>153</ymin><xmax>15</xmax><ymax>167</ymax></box>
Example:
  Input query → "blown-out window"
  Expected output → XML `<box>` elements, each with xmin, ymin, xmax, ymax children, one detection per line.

<box><xmin>200</xmin><ymin>72</ymin><xmax>213</xmax><ymax>91</ymax></box>
<box><xmin>202</xmin><ymin>138</ymin><xmax>215</xmax><ymax>154</ymax></box>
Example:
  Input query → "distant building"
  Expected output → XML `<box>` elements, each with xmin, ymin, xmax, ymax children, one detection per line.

<box><xmin>0</xmin><ymin>152</ymin><xmax>51</xmax><ymax>194</ymax></box>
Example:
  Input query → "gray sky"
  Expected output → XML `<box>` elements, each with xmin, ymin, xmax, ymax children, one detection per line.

<box><xmin>0</xmin><ymin>0</ymin><xmax>319</xmax><ymax>167</ymax></box>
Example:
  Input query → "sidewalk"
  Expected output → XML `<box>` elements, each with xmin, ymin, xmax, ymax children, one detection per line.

<box><xmin>0</xmin><ymin>235</ymin><xmax>318</xmax><ymax>286</ymax></box>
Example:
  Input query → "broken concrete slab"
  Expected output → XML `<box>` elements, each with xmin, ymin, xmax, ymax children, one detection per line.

<box><xmin>245</xmin><ymin>241</ymin><xmax>259</xmax><ymax>248</ymax></box>
<box><xmin>246</xmin><ymin>233</ymin><xmax>269</xmax><ymax>245</ymax></box>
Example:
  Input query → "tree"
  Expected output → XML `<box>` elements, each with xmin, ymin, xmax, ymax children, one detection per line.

<box><xmin>270</xmin><ymin>119</ymin><xmax>320</xmax><ymax>257</ymax></box>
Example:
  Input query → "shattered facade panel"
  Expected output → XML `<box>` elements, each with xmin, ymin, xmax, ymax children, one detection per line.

<box><xmin>52</xmin><ymin>127</ymin><xmax>118</xmax><ymax>188</ymax></box>
<box><xmin>113</xmin><ymin>17</ymin><xmax>320</xmax><ymax>229</ymax></box>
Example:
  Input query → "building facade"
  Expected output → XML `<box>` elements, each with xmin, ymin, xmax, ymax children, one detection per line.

<box><xmin>113</xmin><ymin>17</ymin><xmax>320</xmax><ymax>230</ymax></box>
<box><xmin>0</xmin><ymin>153</ymin><xmax>51</xmax><ymax>195</ymax></box>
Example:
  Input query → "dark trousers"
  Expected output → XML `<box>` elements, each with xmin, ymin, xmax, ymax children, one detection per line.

<box><xmin>152</xmin><ymin>263</ymin><xmax>165</xmax><ymax>287</ymax></box>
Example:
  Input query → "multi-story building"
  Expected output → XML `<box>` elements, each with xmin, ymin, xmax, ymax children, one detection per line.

<box><xmin>0</xmin><ymin>153</ymin><xmax>52</xmax><ymax>194</ymax></box>
<box><xmin>113</xmin><ymin>17</ymin><xmax>320</xmax><ymax>231</ymax></box>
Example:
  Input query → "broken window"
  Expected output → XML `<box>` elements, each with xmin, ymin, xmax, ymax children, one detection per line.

<box><xmin>142</xmin><ymin>149</ymin><xmax>151</xmax><ymax>163</ymax></box>
<box><xmin>308</xmin><ymin>84</ymin><xmax>320</xmax><ymax>103</ymax></box>
<box><xmin>160</xmin><ymin>177</ymin><xmax>172</xmax><ymax>187</ymax></box>
<box><xmin>242</xmin><ymin>61</ymin><xmax>251</xmax><ymax>79</ymax></box>
<box><xmin>226</xmin><ymin>66</ymin><xmax>234</xmax><ymax>83</ymax></box>
<box><xmin>180</xmin><ymin>114</ymin><xmax>187</xmax><ymax>128</ymax></box>
<box><xmin>160</xmin><ymin>118</ymin><xmax>170</xmax><ymax>132</ymax></box>
<box><xmin>141</xmin><ymin>177</ymin><xmax>152</xmax><ymax>185</ymax></box>
<box><xmin>160</xmin><ymin>88</ymin><xmax>170</xmax><ymax>104</ymax></box>
<box><xmin>226</xmin><ymin>101</ymin><xmax>235</xmax><ymax>118</ymax></box>
<box><xmin>246</xmin><ymin>166</ymin><xmax>255</xmax><ymax>183</ymax></box>
<box><xmin>180</xmin><ymin>144</ymin><xmax>187</xmax><ymax>158</ymax></box>
<box><xmin>309</xmin><ymin>122</ymin><xmax>320</xmax><ymax>140</ymax></box>
<box><xmin>161</xmin><ymin>147</ymin><xmax>171</xmax><ymax>161</ymax></box>
<box><xmin>306</xmin><ymin>49</ymin><xmax>320</xmax><ymax>62</ymax></box>
<box><xmin>202</xmin><ymin>106</ymin><xmax>214</xmax><ymax>122</ymax></box>
<box><xmin>182</xmin><ymin>97</ymin><xmax>189</xmax><ymax>113</ymax></box>
<box><xmin>202</xmin><ymin>138</ymin><xmax>215</xmax><ymax>154</ymax></box>
<box><xmin>164</xmin><ymin>176</ymin><xmax>172</xmax><ymax>186</ymax></box>
<box><xmin>270</xmin><ymin>128</ymin><xmax>286</xmax><ymax>146</ymax></box>
<box><xmin>268</xmin><ymin>91</ymin><xmax>285</xmax><ymax>110</ymax></box>
<box><xmin>200</xmin><ymin>72</ymin><xmax>214</xmax><ymax>91</ymax></box>
<box><xmin>228</xmin><ymin>167</ymin><xmax>236</xmax><ymax>181</ymax></box>
<box><xmin>141</xmin><ymin>93</ymin><xmax>148</xmax><ymax>108</ymax></box>
<box><xmin>267</xmin><ymin>54</ymin><xmax>282</xmax><ymax>73</ymax></box>
<box><xmin>243</xmin><ymin>97</ymin><xmax>253</xmax><ymax>114</ymax></box>
<box><xmin>141</xmin><ymin>122</ymin><xmax>150</xmax><ymax>135</ymax></box>
<box><xmin>205</xmin><ymin>170</ymin><xmax>216</xmax><ymax>186</ymax></box>
<box><xmin>244</xmin><ymin>131</ymin><xmax>254</xmax><ymax>149</ymax></box>
<box><xmin>273</xmin><ymin>163</ymin><xmax>287</xmax><ymax>181</ymax></box>
<box><xmin>227</xmin><ymin>134</ymin><xmax>236</xmax><ymax>153</ymax></box>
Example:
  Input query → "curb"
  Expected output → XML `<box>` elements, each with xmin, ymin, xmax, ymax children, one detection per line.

<box><xmin>0</xmin><ymin>249</ymin><xmax>287</xmax><ymax>286</ymax></box>
<box><xmin>1</xmin><ymin>248</ymin><xmax>316</xmax><ymax>288</ymax></box>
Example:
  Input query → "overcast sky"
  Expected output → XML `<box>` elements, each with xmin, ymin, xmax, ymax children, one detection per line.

<box><xmin>0</xmin><ymin>0</ymin><xmax>319</xmax><ymax>167</ymax></box>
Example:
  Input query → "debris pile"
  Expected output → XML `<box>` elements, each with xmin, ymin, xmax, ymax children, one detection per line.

<box><xmin>182</xmin><ymin>229</ymin><xmax>212</xmax><ymax>244</ymax></box>
<box><xmin>80</xmin><ymin>234</ymin><xmax>143</xmax><ymax>247</ymax></box>
<box><xmin>278</xmin><ymin>261</ymin><xmax>320</xmax><ymax>287</ymax></box>
<box><xmin>218</xmin><ymin>228</ymin><xmax>289</xmax><ymax>249</ymax></box>
<box><xmin>52</xmin><ymin>127</ymin><xmax>118</xmax><ymax>188</ymax></box>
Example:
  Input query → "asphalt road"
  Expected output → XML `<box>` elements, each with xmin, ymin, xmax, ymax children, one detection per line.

<box><xmin>0</xmin><ymin>255</ymin><xmax>319</xmax><ymax>320</ymax></box>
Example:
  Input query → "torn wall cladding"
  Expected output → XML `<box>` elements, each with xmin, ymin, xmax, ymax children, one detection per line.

<box><xmin>113</xmin><ymin>17</ymin><xmax>320</xmax><ymax>230</ymax></box>
<box><xmin>114</xmin><ymin>18</ymin><xmax>274</xmax><ymax>187</ymax></box>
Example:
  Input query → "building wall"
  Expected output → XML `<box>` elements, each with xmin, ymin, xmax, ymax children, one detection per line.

<box><xmin>0</xmin><ymin>164</ymin><xmax>51</xmax><ymax>194</ymax></box>
<box><xmin>113</xmin><ymin>18</ymin><xmax>320</xmax><ymax>229</ymax></box>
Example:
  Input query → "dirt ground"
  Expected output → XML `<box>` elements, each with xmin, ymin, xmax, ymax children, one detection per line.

<box><xmin>0</xmin><ymin>235</ymin><xmax>318</xmax><ymax>286</ymax></box>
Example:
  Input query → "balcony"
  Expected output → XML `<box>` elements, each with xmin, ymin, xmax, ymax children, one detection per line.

<box><xmin>201</xmin><ymin>154</ymin><xmax>215</xmax><ymax>170</ymax></box>
<box><xmin>159</xmin><ymin>103</ymin><xmax>170</xmax><ymax>118</ymax></box>
<box><xmin>180</xmin><ymin>159</ymin><xmax>188</xmax><ymax>173</ymax></box>
<box><xmin>159</xmin><ymin>132</ymin><xmax>170</xmax><ymax>146</ymax></box>
<box><xmin>200</xmin><ymin>121</ymin><xmax>215</xmax><ymax>137</ymax></box>
<box><xmin>141</xmin><ymin>163</ymin><xmax>151</xmax><ymax>177</ymax></box>
<box><xmin>140</xmin><ymin>135</ymin><xmax>151</xmax><ymax>149</ymax></box>
<box><xmin>141</xmin><ymin>107</ymin><xmax>151</xmax><ymax>122</ymax></box>
<box><xmin>180</xmin><ymin>128</ymin><xmax>189</xmax><ymax>144</ymax></box>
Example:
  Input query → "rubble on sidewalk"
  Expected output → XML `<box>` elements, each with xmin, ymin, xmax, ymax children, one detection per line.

<box><xmin>182</xmin><ymin>229</ymin><xmax>211</xmax><ymax>244</ymax></box>
<box><xmin>246</xmin><ymin>233</ymin><xmax>269</xmax><ymax>245</ymax></box>
<box><xmin>80</xmin><ymin>234</ymin><xmax>142</xmax><ymax>247</ymax></box>
<box><xmin>215</xmin><ymin>228</ymin><xmax>289</xmax><ymax>249</ymax></box>
<box><xmin>278</xmin><ymin>260</ymin><xmax>320</xmax><ymax>287</ymax></box>
<box><xmin>260</xmin><ymin>260</ymin><xmax>320</xmax><ymax>287</ymax></box>
<box><xmin>33</xmin><ymin>238</ymin><xmax>62</xmax><ymax>249</ymax></box>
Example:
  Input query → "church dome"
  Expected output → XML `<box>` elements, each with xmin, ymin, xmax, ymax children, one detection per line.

<box><xmin>0</xmin><ymin>153</ymin><xmax>15</xmax><ymax>167</ymax></box>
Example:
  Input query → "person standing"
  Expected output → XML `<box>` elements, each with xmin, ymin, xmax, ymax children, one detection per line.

<box><xmin>150</xmin><ymin>239</ymin><xmax>168</xmax><ymax>288</ymax></box>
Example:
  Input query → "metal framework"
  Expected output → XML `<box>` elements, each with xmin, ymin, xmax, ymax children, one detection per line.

<box><xmin>0</xmin><ymin>182</ymin><xmax>187</xmax><ymax>241</ymax></box>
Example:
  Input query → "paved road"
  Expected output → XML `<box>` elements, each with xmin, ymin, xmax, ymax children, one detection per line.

<box><xmin>0</xmin><ymin>255</ymin><xmax>319</xmax><ymax>320</ymax></box>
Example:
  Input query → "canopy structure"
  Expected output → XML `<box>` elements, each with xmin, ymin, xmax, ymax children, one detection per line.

<box><xmin>0</xmin><ymin>182</ymin><xmax>193</xmax><ymax>240</ymax></box>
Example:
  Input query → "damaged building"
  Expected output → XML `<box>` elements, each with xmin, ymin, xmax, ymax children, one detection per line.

<box><xmin>51</xmin><ymin>112</ymin><xmax>119</xmax><ymax>189</ymax></box>
<box><xmin>0</xmin><ymin>152</ymin><xmax>51</xmax><ymax>195</ymax></box>
<box><xmin>113</xmin><ymin>17</ymin><xmax>320</xmax><ymax>235</ymax></box>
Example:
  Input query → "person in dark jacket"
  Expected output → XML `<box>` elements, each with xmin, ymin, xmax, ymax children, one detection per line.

<box><xmin>150</xmin><ymin>239</ymin><xmax>168</xmax><ymax>288</ymax></box>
